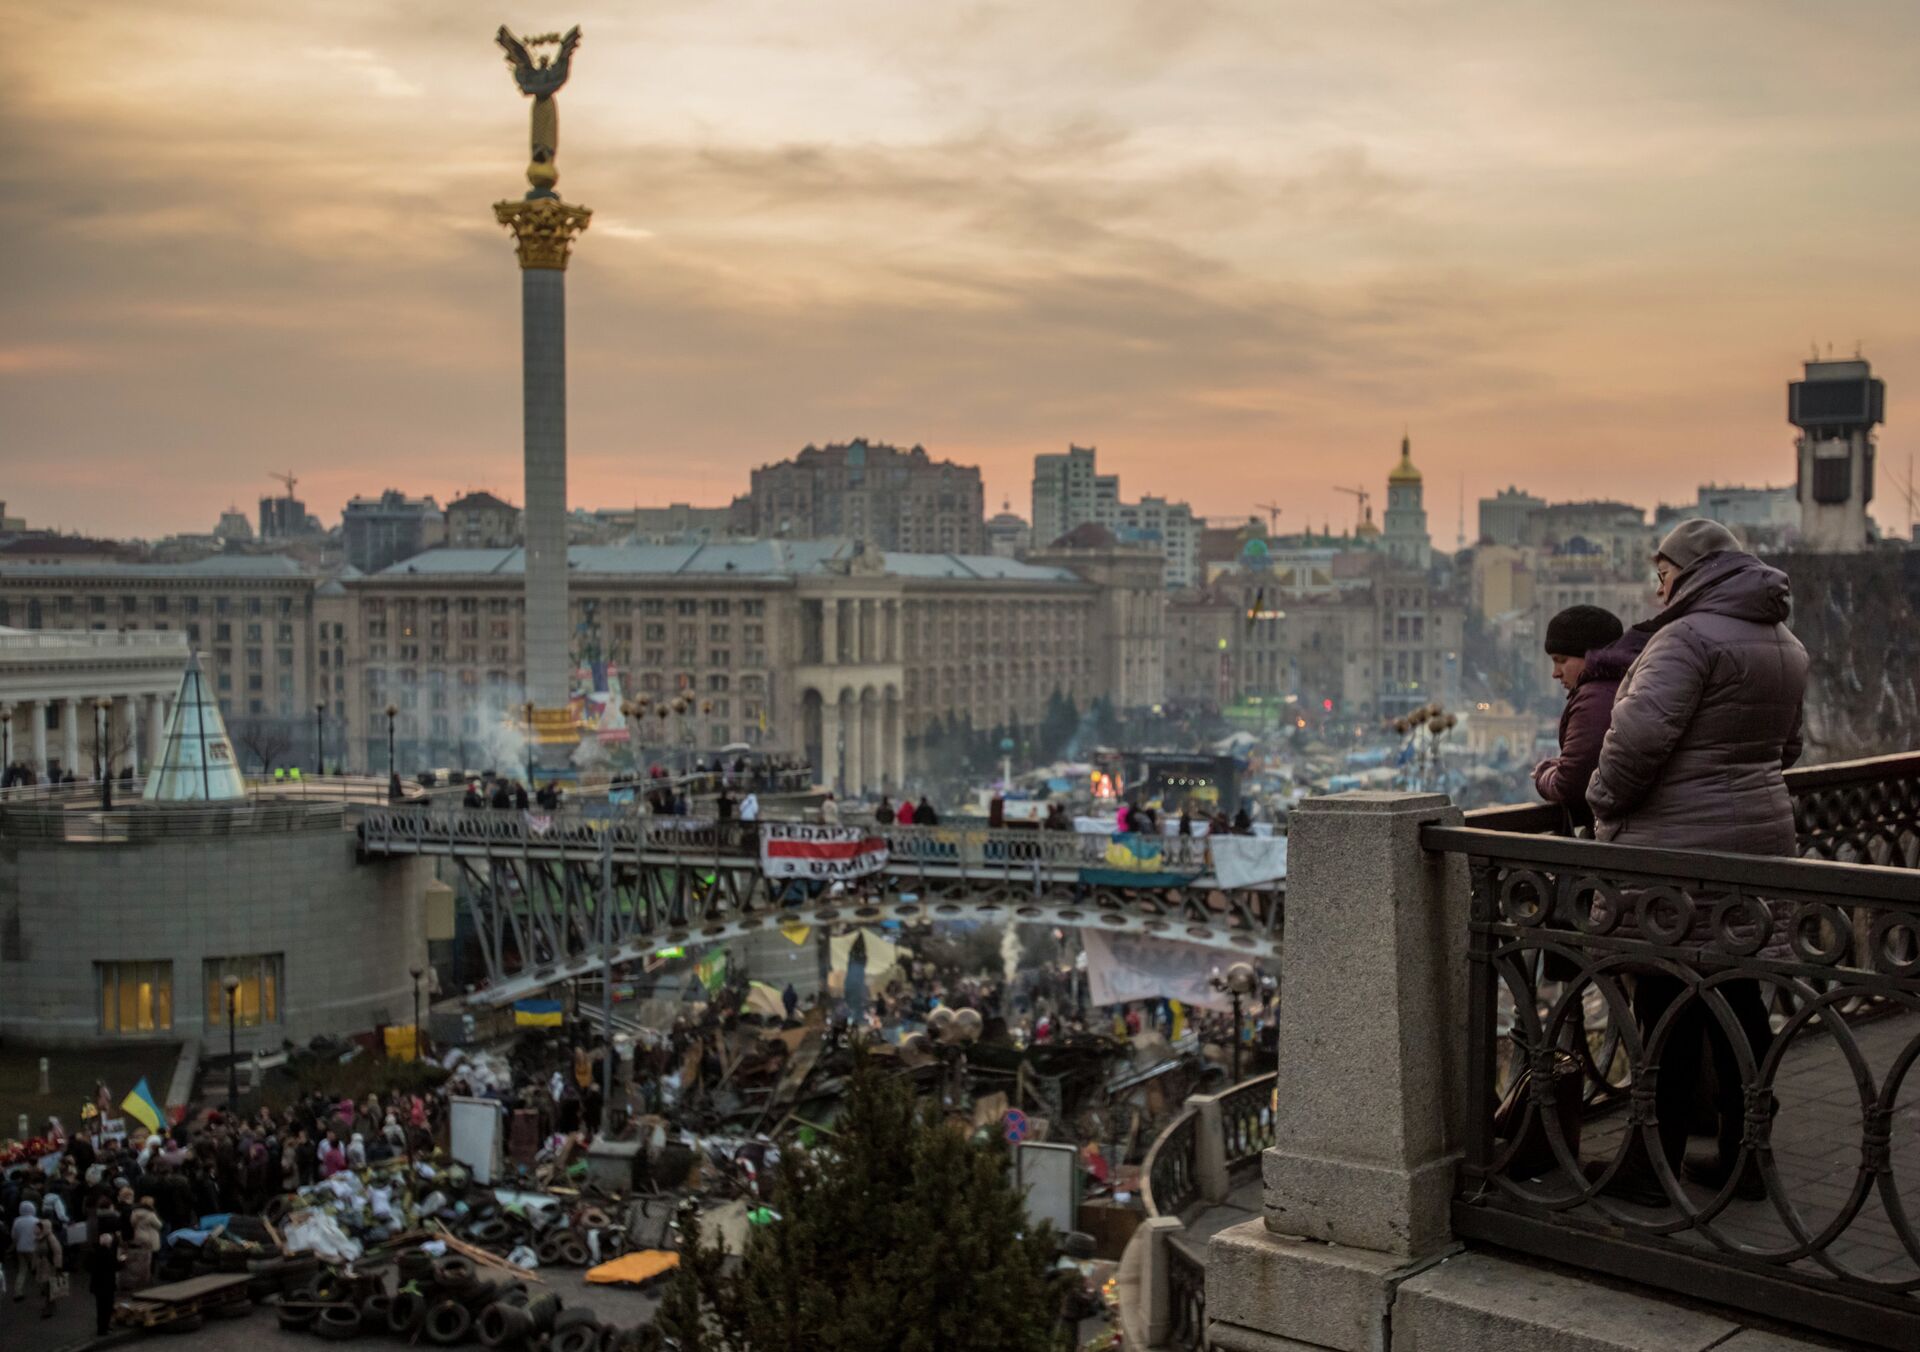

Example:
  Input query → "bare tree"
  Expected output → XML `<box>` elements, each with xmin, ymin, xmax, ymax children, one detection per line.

<box><xmin>1775</xmin><ymin>551</ymin><xmax>1920</xmax><ymax>763</ymax></box>
<box><xmin>232</xmin><ymin>717</ymin><xmax>295</xmax><ymax>774</ymax></box>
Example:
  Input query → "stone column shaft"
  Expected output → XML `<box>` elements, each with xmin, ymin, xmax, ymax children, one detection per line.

<box><xmin>819</xmin><ymin>693</ymin><xmax>841</xmax><ymax>794</ymax></box>
<box><xmin>30</xmin><ymin>700</ymin><xmax>48</xmax><ymax>778</ymax></box>
<box><xmin>521</xmin><ymin>265</ymin><xmax>570</xmax><ymax>712</ymax></box>
<box><xmin>845</xmin><ymin>696</ymin><xmax>864</xmax><ymax>797</ymax></box>
<box><xmin>822</xmin><ymin>600</ymin><xmax>839</xmax><ymax>666</ymax></box>
<box><xmin>145</xmin><ymin>693</ymin><xmax>165</xmax><ymax>767</ymax></box>
<box><xmin>62</xmin><ymin>698</ymin><xmax>80</xmax><ymax>778</ymax></box>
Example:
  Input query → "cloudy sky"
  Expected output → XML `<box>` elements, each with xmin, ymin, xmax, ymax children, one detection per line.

<box><xmin>4</xmin><ymin>0</ymin><xmax>1917</xmax><ymax>541</ymax></box>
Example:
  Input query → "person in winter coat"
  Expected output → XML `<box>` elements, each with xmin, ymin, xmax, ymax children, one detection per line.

<box><xmin>125</xmin><ymin>1198</ymin><xmax>162</xmax><ymax>1290</ymax></box>
<box><xmin>817</xmin><ymin>793</ymin><xmax>839</xmax><ymax>825</ymax></box>
<box><xmin>895</xmin><ymin>798</ymin><xmax>915</xmax><ymax>826</ymax></box>
<box><xmin>10</xmin><ymin>1199</ymin><xmax>40</xmax><ymax>1305</ymax></box>
<box><xmin>912</xmin><ymin>796</ymin><xmax>939</xmax><ymax>826</ymax></box>
<box><xmin>89</xmin><ymin>1228</ymin><xmax>123</xmax><ymax>1334</ymax></box>
<box><xmin>1530</xmin><ymin>605</ymin><xmax>1629</xmax><ymax>832</ymax></box>
<box><xmin>1586</xmin><ymin>518</ymin><xmax>1808</xmax><ymax>1201</ymax></box>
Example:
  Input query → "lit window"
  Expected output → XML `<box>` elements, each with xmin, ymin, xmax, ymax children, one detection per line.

<box><xmin>98</xmin><ymin>961</ymin><xmax>173</xmax><ymax>1034</ymax></box>
<box><xmin>205</xmin><ymin>954</ymin><xmax>284</xmax><ymax>1028</ymax></box>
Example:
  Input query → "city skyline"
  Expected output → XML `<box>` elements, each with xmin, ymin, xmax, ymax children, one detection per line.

<box><xmin>5</xmin><ymin>1</ymin><xmax>1918</xmax><ymax>539</ymax></box>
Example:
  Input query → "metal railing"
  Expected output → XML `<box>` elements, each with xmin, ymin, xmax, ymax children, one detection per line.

<box><xmin>1219</xmin><ymin>1072</ymin><xmax>1277</xmax><ymax>1167</ymax></box>
<box><xmin>1144</xmin><ymin>1109</ymin><xmax>1201</xmax><ymax>1220</ymax></box>
<box><xmin>356</xmin><ymin>807</ymin><xmax>1236</xmax><ymax>882</ymax></box>
<box><xmin>1427</xmin><ymin>751</ymin><xmax>1920</xmax><ymax>1350</ymax></box>
<box><xmin>0</xmin><ymin>800</ymin><xmax>347</xmax><ymax>840</ymax></box>
<box><xmin>1164</xmin><ymin>1240</ymin><xmax>1209</xmax><ymax>1352</ymax></box>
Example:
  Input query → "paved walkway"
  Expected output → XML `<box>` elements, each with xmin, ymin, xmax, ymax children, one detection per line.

<box><xmin>1571</xmin><ymin>1007</ymin><xmax>1919</xmax><ymax>1286</ymax></box>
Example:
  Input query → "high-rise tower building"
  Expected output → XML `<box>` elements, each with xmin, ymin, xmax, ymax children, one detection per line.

<box><xmin>1791</xmin><ymin>356</ymin><xmax>1884</xmax><ymax>553</ymax></box>
<box><xmin>1382</xmin><ymin>435</ymin><xmax>1431</xmax><ymax>570</ymax></box>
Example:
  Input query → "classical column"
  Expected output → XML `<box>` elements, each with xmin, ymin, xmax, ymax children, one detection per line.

<box><xmin>145</xmin><ymin>693</ymin><xmax>165</xmax><ymax>766</ymax></box>
<box><xmin>821</xmin><ymin>600</ymin><xmax>839</xmax><ymax>667</ymax></box>
<box><xmin>122</xmin><ymin>697</ymin><xmax>139</xmax><ymax>776</ymax></box>
<box><xmin>844</xmin><ymin>693</ymin><xmax>864</xmax><ymax>798</ymax></box>
<box><xmin>818</xmin><ymin>690</ymin><xmax>841</xmax><ymax>793</ymax></box>
<box><xmin>889</xmin><ymin>692</ymin><xmax>905</xmax><ymax>789</ymax></box>
<box><xmin>496</xmin><ymin>186</ymin><xmax>591</xmax><ymax>764</ymax></box>
<box><xmin>62</xmin><ymin>698</ymin><xmax>80</xmax><ymax>778</ymax></box>
<box><xmin>29</xmin><ymin>700</ymin><xmax>48</xmax><ymax>779</ymax></box>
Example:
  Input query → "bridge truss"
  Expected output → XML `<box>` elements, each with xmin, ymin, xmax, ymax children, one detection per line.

<box><xmin>355</xmin><ymin>808</ymin><xmax>1283</xmax><ymax>1005</ymax></box>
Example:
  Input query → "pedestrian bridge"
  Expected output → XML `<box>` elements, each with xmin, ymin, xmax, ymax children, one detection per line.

<box><xmin>353</xmin><ymin>807</ymin><xmax>1284</xmax><ymax>1005</ymax></box>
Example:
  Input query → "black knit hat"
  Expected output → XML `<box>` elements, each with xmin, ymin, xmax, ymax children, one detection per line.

<box><xmin>1543</xmin><ymin>605</ymin><xmax>1623</xmax><ymax>659</ymax></box>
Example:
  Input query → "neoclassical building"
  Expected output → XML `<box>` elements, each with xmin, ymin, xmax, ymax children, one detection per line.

<box><xmin>0</xmin><ymin>627</ymin><xmax>190</xmax><ymax>779</ymax></box>
<box><xmin>347</xmin><ymin>538</ymin><xmax>1164</xmax><ymax>795</ymax></box>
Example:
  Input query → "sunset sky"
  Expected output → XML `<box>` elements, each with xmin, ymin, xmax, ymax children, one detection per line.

<box><xmin>4</xmin><ymin>1</ymin><xmax>1917</xmax><ymax>541</ymax></box>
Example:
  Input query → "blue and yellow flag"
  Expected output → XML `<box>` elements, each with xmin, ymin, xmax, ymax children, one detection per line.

<box><xmin>513</xmin><ymin>998</ymin><xmax>564</xmax><ymax>1028</ymax></box>
<box><xmin>121</xmin><ymin>1077</ymin><xmax>163</xmax><ymax>1134</ymax></box>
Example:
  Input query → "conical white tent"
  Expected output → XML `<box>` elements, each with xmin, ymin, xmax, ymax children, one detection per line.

<box><xmin>143</xmin><ymin>652</ymin><xmax>248</xmax><ymax>802</ymax></box>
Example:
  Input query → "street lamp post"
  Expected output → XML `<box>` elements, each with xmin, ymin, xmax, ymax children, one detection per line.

<box><xmin>0</xmin><ymin>706</ymin><xmax>12</xmax><ymax>788</ymax></box>
<box><xmin>385</xmin><ymin>703</ymin><xmax>399</xmax><ymax>795</ymax></box>
<box><xmin>1209</xmin><ymin>961</ymin><xmax>1259</xmax><ymax>1082</ymax></box>
<box><xmin>314</xmin><ymin>702</ymin><xmax>326</xmax><ymax>775</ymax></box>
<box><xmin>94</xmin><ymin>697</ymin><xmax>114</xmax><ymax>811</ymax></box>
<box><xmin>221</xmin><ymin>973</ymin><xmax>241</xmax><ymax>1111</ymax></box>
<box><xmin>407</xmin><ymin>965</ymin><xmax>424</xmax><ymax>1162</ymax></box>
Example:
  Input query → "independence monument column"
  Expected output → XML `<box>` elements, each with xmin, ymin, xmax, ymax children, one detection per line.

<box><xmin>494</xmin><ymin>25</ymin><xmax>590</xmax><ymax>769</ymax></box>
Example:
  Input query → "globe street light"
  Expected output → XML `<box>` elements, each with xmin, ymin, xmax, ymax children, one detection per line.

<box><xmin>1209</xmin><ymin>961</ymin><xmax>1259</xmax><ymax>1082</ymax></box>
<box><xmin>221</xmin><ymin>973</ymin><xmax>242</xmax><ymax>1111</ymax></box>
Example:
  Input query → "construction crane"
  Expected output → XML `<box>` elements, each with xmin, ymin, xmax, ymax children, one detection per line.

<box><xmin>1332</xmin><ymin>485</ymin><xmax>1372</xmax><ymax>531</ymax></box>
<box><xmin>268</xmin><ymin>471</ymin><xmax>298</xmax><ymax>499</ymax></box>
<box><xmin>1254</xmin><ymin>502</ymin><xmax>1285</xmax><ymax>532</ymax></box>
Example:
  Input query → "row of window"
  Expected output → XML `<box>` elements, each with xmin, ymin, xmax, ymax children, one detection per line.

<box><xmin>97</xmin><ymin>954</ymin><xmax>283</xmax><ymax>1035</ymax></box>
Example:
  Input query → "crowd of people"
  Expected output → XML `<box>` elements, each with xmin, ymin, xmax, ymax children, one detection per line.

<box><xmin>1529</xmin><ymin>518</ymin><xmax>1809</xmax><ymax>1202</ymax></box>
<box><xmin>0</xmin><ymin>1088</ymin><xmax>445</xmax><ymax>1329</ymax></box>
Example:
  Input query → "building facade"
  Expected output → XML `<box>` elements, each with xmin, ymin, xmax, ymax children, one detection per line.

<box><xmin>1382</xmin><ymin>436</ymin><xmax>1432</xmax><ymax>570</ymax></box>
<box><xmin>1477</xmin><ymin>487</ymin><xmax>1546</xmax><ymax>547</ymax></box>
<box><xmin>0</xmin><ymin>627</ymin><xmax>190</xmax><ymax>780</ymax></box>
<box><xmin>985</xmin><ymin>506</ymin><xmax>1031</xmax><ymax>559</ymax></box>
<box><xmin>1166</xmin><ymin>557</ymin><xmax>1463</xmax><ymax>720</ymax></box>
<box><xmin>343</xmin><ymin>491</ymin><xmax>445</xmax><ymax>574</ymax></box>
<box><xmin>446</xmin><ymin>491</ymin><xmax>523</xmax><ymax>549</ymax></box>
<box><xmin>735</xmin><ymin>440</ymin><xmax>986</xmax><ymax>554</ymax></box>
<box><xmin>0</xmin><ymin>556</ymin><xmax>327</xmax><ymax>765</ymax></box>
<box><xmin>1030</xmin><ymin>443</ymin><xmax>1200</xmax><ymax>589</ymax></box>
<box><xmin>345</xmin><ymin>540</ymin><xmax>1162</xmax><ymax>794</ymax></box>
<box><xmin>1791</xmin><ymin>356</ymin><xmax>1884</xmax><ymax>553</ymax></box>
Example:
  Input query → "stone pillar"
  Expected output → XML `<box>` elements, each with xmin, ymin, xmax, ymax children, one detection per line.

<box><xmin>821</xmin><ymin>600</ymin><xmax>839</xmax><ymax>667</ymax></box>
<box><xmin>1208</xmin><ymin>791</ymin><xmax>1468</xmax><ymax>1350</ymax></box>
<box><xmin>495</xmin><ymin>192</ymin><xmax>590</xmax><ymax>764</ymax></box>
<box><xmin>145</xmin><ymin>693</ymin><xmax>165</xmax><ymax>766</ymax></box>
<box><xmin>62</xmin><ymin>698</ymin><xmax>80</xmax><ymax>779</ymax></box>
<box><xmin>844</xmin><ymin>694</ymin><xmax>864</xmax><ymax>798</ymax></box>
<box><xmin>819</xmin><ymin>691</ymin><xmax>841</xmax><ymax>793</ymax></box>
<box><xmin>126</xmin><ymin>697</ymin><xmax>141</xmax><ymax>776</ymax></box>
<box><xmin>29</xmin><ymin>700</ymin><xmax>48</xmax><ymax>779</ymax></box>
<box><xmin>888</xmin><ymin>693</ymin><xmax>905</xmax><ymax>790</ymax></box>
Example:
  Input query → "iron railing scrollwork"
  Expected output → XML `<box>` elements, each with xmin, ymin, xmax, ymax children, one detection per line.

<box><xmin>1164</xmin><ymin>1239</ymin><xmax>1210</xmax><ymax>1352</ymax></box>
<box><xmin>1143</xmin><ymin>1109</ymin><xmax>1201</xmax><ymax>1219</ymax></box>
<box><xmin>1219</xmin><ymin>1072</ymin><xmax>1278</xmax><ymax>1169</ymax></box>
<box><xmin>1428</xmin><ymin>752</ymin><xmax>1920</xmax><ymax>1351</ymax></box>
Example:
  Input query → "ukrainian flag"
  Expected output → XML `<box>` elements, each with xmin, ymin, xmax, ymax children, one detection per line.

<box><xmin>121</xmin><ymin>1077</ymin><xmax>163</xmax><ymax>1134</ymax></box>
<box><xmin>513</xmin><ymin>998</ymin><xmax>564</xmax><ymax>1028</ymax></box>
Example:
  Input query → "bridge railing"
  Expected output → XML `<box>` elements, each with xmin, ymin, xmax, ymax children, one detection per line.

<box><xmin>356</xmin><ymin>807</ymin><xmax>1252</xmax><ymax>882</ymax></box>
<box><xmin>1424</xmin><ymin>750</ymin><xmax>1920</xmax><ymax>1349</ymax></box>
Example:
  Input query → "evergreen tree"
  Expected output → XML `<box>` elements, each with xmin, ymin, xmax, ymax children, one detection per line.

<box><xmin>658</xmin><ymin>1058</ymin><xmax>1069</xmax><ymax>1351</ymax></box>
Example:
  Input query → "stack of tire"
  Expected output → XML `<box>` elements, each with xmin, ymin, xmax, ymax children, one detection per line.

<box><xmin>271</xmin><ymin>1250</ymin><xmax>636</xmax><ymax>1348</ymax></box>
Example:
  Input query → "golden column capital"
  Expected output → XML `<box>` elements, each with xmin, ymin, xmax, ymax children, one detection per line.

<box><xmin>494</xmin><ymin>196</ymin><xmax>593</xmax><ymax>271</ymax></box>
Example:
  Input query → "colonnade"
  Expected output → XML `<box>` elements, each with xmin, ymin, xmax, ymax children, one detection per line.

<box><xmin>0</xmin><ymin>692</ymin><xmax>172</xmax><ymax>783</ymax></box>
<box><xmin>814</xmin><ymin>684</ymin><xmax>905</xmax><ymax>799</ymax></box>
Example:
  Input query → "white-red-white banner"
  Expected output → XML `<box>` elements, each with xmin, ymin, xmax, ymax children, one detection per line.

<box><xmin>759</xmin><ymin>824</ymin><xmax>890</xmax><ymax>881</ymax></box>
